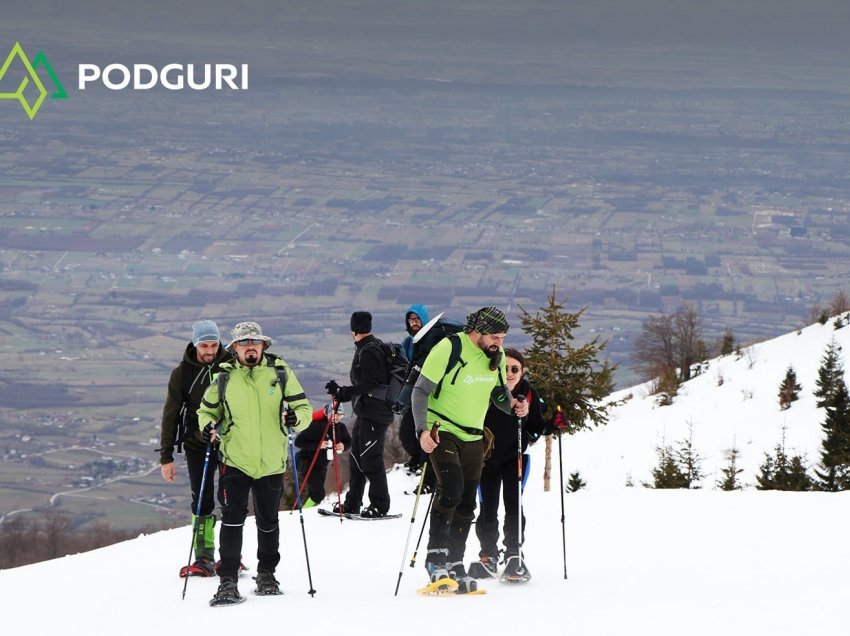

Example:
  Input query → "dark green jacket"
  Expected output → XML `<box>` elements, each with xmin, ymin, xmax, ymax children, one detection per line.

<box><xmin>159</xmin><ymin>342</ymin><xmax>230</xmax><ymax>464</ymax></box>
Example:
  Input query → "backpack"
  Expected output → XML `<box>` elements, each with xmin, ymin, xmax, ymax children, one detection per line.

<box><xmin>394</xmin><ymin>319</ymin><xmax>465</xmax><ymax>412</ymax></box>
<box><xmin>359</xmin><ymin>340</ymin><xmax>409</xmax><ymax>409</ymax></box>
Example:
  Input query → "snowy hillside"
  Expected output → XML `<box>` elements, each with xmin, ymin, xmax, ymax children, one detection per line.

<box><xmin>568</xmin><ymin>317</ymin><xmax>850</xmax><ymax>491</ymax></box>
<box><xmin>1</xmin><ymin>320</ymin><xmax>849</xmax><ymax>634</ymax></box>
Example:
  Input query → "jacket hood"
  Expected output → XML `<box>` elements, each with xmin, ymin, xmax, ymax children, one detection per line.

<box><xmin>182</xmin><ymin>341</ymin><xmax>229</xmax><ymax>367</ymax></box>
<box><xmin>405</xmin><ymin>304</ymin><xmax>430</xmax><ymax>336</ymax></box>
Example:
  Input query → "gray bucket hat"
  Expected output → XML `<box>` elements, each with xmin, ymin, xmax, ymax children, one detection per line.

<box><xmin>227</xmin><ymin>321</ymin><xmax>272</xmax><ymax>351</ymax></box>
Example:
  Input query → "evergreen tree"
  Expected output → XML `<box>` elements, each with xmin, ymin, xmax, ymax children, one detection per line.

<box><xmin>519</xmin><ymin>286</ymin><xmax>618</xmax><ymax>433</ymax></box>
<box><xmin>675</xmin><ymin>425</ymin><xmax>705</xmax><ymax>488</ymax></box>
<box><xmin>719</xmin><ymin>329</ymin><xmax>736</xmax><ymax>356</ymax></box>
<box><xmin>649</xmin><ymin>444</ymin><xmax>689</xmax><ymax>489</ymax></box>
<box><xmin>813</xmin><ymin>340</ymin><xmax>844</xmax><ymax>409</ymax></box>
<box><xmin>717</xmin><ymin>444</ymin><xmax>743</xmax><ymax>491</ymax></box>
<box><xmin>778</xmin><ymin>366</ymin><xmax>802</xmax><ymax>410</ymax></box>
<box><xmin>815</xmin><ymin>380</ymin><xmax>850</xmax><ymax>491</ymax></box>
<box><xmin>566</xmin><ymin>471</ymin><xmax>587</xmax><ymax>493</ymax></box>
<box><xmin>757</xmin><ymin>444</ymin><xmax>813</xmax><ymax>491</ymax></box>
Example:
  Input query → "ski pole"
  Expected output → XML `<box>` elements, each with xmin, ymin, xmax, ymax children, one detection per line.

<box><xmin>285</xmin><ymin>402</ymin><xmax>317</xmax><ymax>596</ymax></box>
<box><xmin>290</xmin><ymin>415</ymin><xmax>333</xmax><ymax>512</ymax></box>
<box><xmin>394</xmin><ymin>423</ymin><xmax>439</xmax><ymax>596</ymax></box>
<box><xmin>181</xmin><ymin>430</ymin><xmax>216</xmax><ymax>600</ymax></box>
<box><xmin>409</xmin><ymin>482</ymin><xmax>435</xmax><ymax>569</ymax></box>
<box><xmin>515</xmin><ymin>395</ymin><xmax>526</xmax><ymax>577</ymax></box>
<box><xmin>328</xmin><ymin>399</ymin><xmax>344</xmax><ymax>522</ymax></box>
<box><xmin>556</xmin><ymin>406</ymin><xmax>568</xmax><ymax>579</ymax></box>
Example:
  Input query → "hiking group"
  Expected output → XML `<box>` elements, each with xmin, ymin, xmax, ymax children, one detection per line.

<box><xmin>159</xmin><ymin>306</ymin><xmax>565</xmax><ymax>605</ymax></box>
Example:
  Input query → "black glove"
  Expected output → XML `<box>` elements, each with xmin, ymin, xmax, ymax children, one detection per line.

<box><xmin>200</xmin><ymin>423</ymin><xmax>215</xmax><ymax>444</ymax></box>
<box><xmin>325</xmin><ymin>380</ymin><xmax>340</xmax><ymax>396</ymax></box>
<box><xmin>335</xmin><ymin>386</ymin><xmax>352</xmax><ymax>402</ymax></box>
<box><xmin>283</xmin><ymin>408</ymin><xmax>298</xmax><ymax>428</ymax></box>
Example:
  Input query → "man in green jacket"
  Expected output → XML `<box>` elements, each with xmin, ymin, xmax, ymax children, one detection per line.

<box><xmin>412</xmin><ymin>307</ymin><xmax>528</xmax><ymax>593</ymax></box>
<box><xmin>197</xmin><ymin>321</ymin><xmax>312</xmax><ymax>606</ymax></box>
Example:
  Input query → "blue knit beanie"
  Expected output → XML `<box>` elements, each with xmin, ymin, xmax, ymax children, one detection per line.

<box><xmin>192</xmin><ymin>320</ymin><xmax>220</xmax><ymax>346</ymax></box>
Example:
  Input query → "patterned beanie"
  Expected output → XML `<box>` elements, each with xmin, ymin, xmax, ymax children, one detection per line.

<box><xmin>464</xmin><ymin>307</ymin><xmax>510</xmax><ymax>335</ymax></box>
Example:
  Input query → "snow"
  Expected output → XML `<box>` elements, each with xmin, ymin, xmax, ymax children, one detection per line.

<box><xmin>2</xmin><ymin>319</ymin><xmax>849</xmax><ymax>634</ymax></box>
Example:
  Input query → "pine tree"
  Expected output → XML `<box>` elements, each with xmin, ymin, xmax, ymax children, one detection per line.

<box><xmin>675</xmin><ymin>425</ymin><xmax>705</xmax><ymax>488</ymax></box>
<box><xmin>778</xmin><ymin>366</ymin><xmax>802</xmax><ymax>410</ymax></box>
<box><xmin>757</xmin><ymin>443</ymin><xmax>813</xmax><ymax>491</ymax></box>
<box><xmin>717</xmin><ymin>444</ymin><xmax>743</xmax><ymax>491</ymax></box>
<box><xmin>815</xmin><ymin>379</ymin><xmax>850</xmax><ymax>491</ymax></box>
<box><xmin>649</xmin><ymin>444</ymin><xmax>689</xmax><ymax>489</ymax></box>
<box><xmin>519</xmin><ymin>286</ymin><xmax>618</xmax><ymax>433</ymax></box>
<box><xmin>566</xmin><ymin>471</ymin><xmax>587</xmax><ymax>492</ymax></box>
<box><xmin>719</xmin><ymin>329</ymin><xmax>736</xmax><ymax>356</ymax></box>
<box><xmin>813</xmin><ymin>340</ymin><xmax>844</xmax><ymax>409</ymax></box>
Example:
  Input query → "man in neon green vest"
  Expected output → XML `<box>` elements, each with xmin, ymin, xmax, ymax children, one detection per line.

<box><xmin>411</xmin><ymin>307</ymin><xmax>528</xmax><ymax>593</ymax></box>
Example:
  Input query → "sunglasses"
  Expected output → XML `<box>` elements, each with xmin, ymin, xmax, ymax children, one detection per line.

<box><xmin>235</xmin><ymin>338</ymin><xmax>264</xmax><ymax>346</ymax></box>
<box><xmin>508</xmin><ymin>365</ymin><xmax>522</xmax><ymax>374</ymax></box>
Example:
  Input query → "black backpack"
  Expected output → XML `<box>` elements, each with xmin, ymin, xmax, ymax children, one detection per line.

<box><xmin>359</xmin><ymin>340</ymin><xmax>409</xmax><ymax>409</ymax></box>
<box><xmin>394</xmin><ymin>320</ymin><xmax>465</xmax><ymax>412</ymax></box>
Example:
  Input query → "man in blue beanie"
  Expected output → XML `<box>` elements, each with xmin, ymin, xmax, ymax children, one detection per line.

<box><xmin>159</xmin><ymin>320</ymin><xmax>230</xmax><ymax>577</ymax></box>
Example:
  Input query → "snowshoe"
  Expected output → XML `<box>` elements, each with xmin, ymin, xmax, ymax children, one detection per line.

<box><xmin>420</xmin><ymin>560</ymin><xmax>457</xmax><ymax>595</ymax></box>
<box><xmin>209</xmin><ymin>578</ymin><xmax>245</xmax><ymax>607</ymax></box>
<box><xmin>448</xmin><ymin>561</ymin><xmax>479</xmax><ymax>594</ymax></box>
<box><xmin>468</xmin><ymin>554</ymin><xmax>499</xmax><ymax>579</ymax></box>
<box><xmin>360</xmin><ymin>505</ymin><xmax>389</xmax><ymax>519</ymax></box>
<box><xmin>253</xmin><ymin>571</ymin><xmax>283</xmax><ymax>596</ymax></box>
<box><xmin>179</xmin><ymin>558</ymin><xmax>215</xmax><ymax>578</ymax></box>
<box><xmin>501</xmin><ymin>555</ymin><xmax>532</xmax><ymax>584</ymax></box>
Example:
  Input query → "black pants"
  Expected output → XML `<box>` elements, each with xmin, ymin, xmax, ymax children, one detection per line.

<box><xmin>426</xmin><ymin>433</ymin><xmax>484</xmax><ymax>564</ymax></box>
<box><xmin>185</xmin><ymin>445</ymin><xmax>217</xmax><ymax>516</ymax></box>
<box><xmin>217</xmin><ymin>465</ymin><xmax>283</xmax><ymax>579</ymax></box>
<box><xmin>344</xmin><ymin>416</ymin><xmax>390</xmax><ymax>513</ymax></box>
<box><xmin>476</xmin><ymin>454</ymin><xmax>530</xmax><ymax>558</ymax></box>
<box><xmin>296</xmin><ymin>449</ymin><xmax>331</xmax><ymax>504</ymax></box>
<box><xmin>400</xmin><ymin>409</ymin><xmax>437</xmax><ymax>490</ymax></box>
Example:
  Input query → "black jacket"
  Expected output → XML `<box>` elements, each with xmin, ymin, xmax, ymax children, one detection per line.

<box><xmin>483</xmin><ymin>378</ymin><xmax>546</xmax><ymax>469</ymax></box>
<box><xmin>347</xmin><ymin>334</ymin><xmax>394</xmax><ymax>424</ymax></box>
<box><xmin>159</xmin><ymin>342</ymin><xmax>230</xmax><ymax>463</ymax></box>
<box><xmin>295</xmin><ymin>409</ymin><xmax>352</xmax><ymax>452</ymax></box>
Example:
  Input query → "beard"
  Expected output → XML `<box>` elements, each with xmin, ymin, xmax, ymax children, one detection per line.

<box><xmin>199</xmin><ymin>353</ymin><xmax>216</xmax><ymax>364</ymax></box>
<box><xmin>243</xmin><ymin>350</ymin><xmax>260</xmax><ymax>366</ymax></box>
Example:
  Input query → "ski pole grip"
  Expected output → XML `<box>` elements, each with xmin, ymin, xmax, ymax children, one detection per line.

<box><xmin>429</xmin><ymin>422</ymin><xmax>441</xmax><ymax>442</ymax></box>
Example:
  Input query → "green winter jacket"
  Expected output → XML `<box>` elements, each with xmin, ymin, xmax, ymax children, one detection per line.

<box><xmin>197</xmin><ymin>354</ymin><xmax>312</xmax><ymax>479</ymax></box>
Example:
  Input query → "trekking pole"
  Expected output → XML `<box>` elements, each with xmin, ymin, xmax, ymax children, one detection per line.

<box><xmin>289</xmin><ymin>416</ymin><xmax>333</xmax><ymax>512</ymax></box>
<box><xmin>556</xmin><ymin>406</ymin><xmax>568</xmax><ymax>580</ymax></box>
<box><xmin>409</xmin><ymin>483</ymin><xmax>435</xmax><ymax>569</ymax></box>
<box><xmin>393</xmin><ymin>423</ymin><xmax>439</xmax><ymax>596</ymax></box>
<box><xmin>181</xmin><ymin>429</ymin><xmax>216</xmax><ymax>600</ymax></box>
<box><xmin>515</xmin><ymin>395</ymin><xmax>527</xmax><ymax>577</ymax></box>
<box><xmin>285</xmin><ymin>402</ymin><xmax>317</xmax><ymax>596</ymax></box>
<box><xmin>328</xmin><ymin>399</ymin><xmax>344</xmax><ymax>522</ymax></box>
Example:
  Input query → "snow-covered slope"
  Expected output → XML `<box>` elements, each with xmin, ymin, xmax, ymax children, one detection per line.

<box><xmin>2</xmin><ymin>320</ymin><xmax>848</xmax><ymax>635</ymax></box>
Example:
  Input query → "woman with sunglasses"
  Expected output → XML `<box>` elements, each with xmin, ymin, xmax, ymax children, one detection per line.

<box><xmin>470</xmin><ymin>347</ymin><xmax>546</xmax><ymax>583</ymax></box>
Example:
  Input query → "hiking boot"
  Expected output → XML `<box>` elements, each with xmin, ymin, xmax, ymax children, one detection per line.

<box><xmin>403</xmin><ymin>459</ymin><xmax>422</xmax><ymax>476</ymax></box>
<box><xmin>253</xmin><ymin>571</ymin><xmax>282</xmax><ymax>596</ymax></box>
<box><xmin>180</xmin><ymin>557</ymin><xmax>215</xmax><ymax>578</ymax></box>
<box><xmin>468</xmin><ymin>554</ymin><xmax>499</xmax><ymax>579</ymax></box>
<box><xmin>426</xmin><ymin>560</ymin><xmax>450</xmax><ymax>584</ymax></box>
<box><xmin>448</xmin><ymin>561</ymin><xmax>478</xmax><ymax>593</ymax></box>
<box><xmin>360</xmin><ymin>505</ymin><xmax>388</xmax><ymax>519</ymax></box>
<box><xmin>502</xmin><ymin>554</ymin><xmax>532</xmax><ymax>582</ymax></box>
<box><xmin>209</xmin><ymin>577</ymin><xmax>244</xmax><ymax>607</ymax></box>
<box><xmin>332</xmin><ymin>502</ymin><xmax>359</xmax><ymax>515</ymax></box>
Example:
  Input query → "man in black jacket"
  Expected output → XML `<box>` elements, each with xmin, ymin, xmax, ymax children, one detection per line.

<box><xmin>325</xmin><ymin>311</ymin><xmax>394</xmax><ymax>518</ymax></box>
<box><xmin>159</xmin><ymin>320</ymin><xmax>230</xmax><ymax>577</ymax></box>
